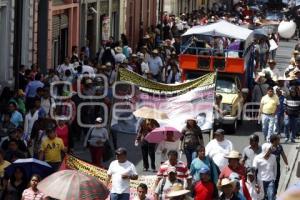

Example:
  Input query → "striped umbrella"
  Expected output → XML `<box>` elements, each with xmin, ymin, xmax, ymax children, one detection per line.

<box><xmin>37</xmin><ymin>170</ymin><xmax>109</xmax><ymax>200</ymax></box>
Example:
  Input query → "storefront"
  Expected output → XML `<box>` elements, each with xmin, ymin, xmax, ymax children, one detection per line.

<box><xmin>48</xmin><ymin>0</ymin><xmax>79</xmax><ymax>69</ymax></box>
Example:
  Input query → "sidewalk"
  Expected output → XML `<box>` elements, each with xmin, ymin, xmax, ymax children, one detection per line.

<box><xmin>278</xmin><ymin>140</ymin><xmax>300</xmax><ymax>194</ymax></box>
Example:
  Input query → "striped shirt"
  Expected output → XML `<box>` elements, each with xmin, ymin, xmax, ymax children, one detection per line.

<box><xmin>157</xmin><ymin>160</ymin><xmax>192</xmax><ymax>180</ymax></box>
<box><xmin>22</xmin><ymin>188</ymin><xmax>45</xmax><ymax>200</ymax></box>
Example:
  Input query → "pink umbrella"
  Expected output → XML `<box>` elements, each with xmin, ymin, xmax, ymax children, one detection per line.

<box><xmin>144</xmin><ymin>126</ymin><xmax>182</xmax><ymax>143</ymax></box>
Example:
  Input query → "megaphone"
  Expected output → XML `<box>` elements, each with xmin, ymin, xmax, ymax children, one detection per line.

<box><xmin>278</xmin><ymin>20</ymin><xmax>297</xmax><ymax>39</ymax></box>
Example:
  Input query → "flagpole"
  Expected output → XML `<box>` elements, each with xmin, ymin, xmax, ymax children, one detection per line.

<box><xmin>210</xmin><ymin>69</ymin><xmax>218</xmax><ymax>141</ymax></box>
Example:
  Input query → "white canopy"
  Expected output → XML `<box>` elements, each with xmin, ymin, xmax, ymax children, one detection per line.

<box><xmin>182</xmin><ymin>20</ymin><xmax>253</xmax><ymax>40</ymax></box>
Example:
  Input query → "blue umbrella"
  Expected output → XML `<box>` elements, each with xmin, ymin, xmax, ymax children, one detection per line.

<box><xmin>253</xmin><ymin>28</ymin><xmax>269</xmax><ymax>39</ymax></box>
<box><xmin>5</xmin><ymin>158</ymin><xmax>53</xmax><ymax>178</ymax></box>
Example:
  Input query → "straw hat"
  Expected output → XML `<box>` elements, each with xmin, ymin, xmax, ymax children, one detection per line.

<box><xmin>144</xmin><ymin>34</ymin><xmax>150</xmax><ymax>39</ymax></box>
<box><xmin>224</xmin><ymin>150</ymin><xmax>241</xmax><ymax>159</ymax></box>
<box><xmin>277</xmin><ymin>76</ymin><xmax>286</xmax><ymax>81</ymax></box>
<box><xmin>258</xmin><ymin>71</ymin><xmax>265</xmax><ymax>77</ymax></box>
<box><xmin>166</xmin><ymin>183</ymin><xmax>190</xmax><ymax>198</ymax></box>
<box><xmin>18</xmin><ymin>89</ymin><xmax>25</xmax><ymax>96</ymax></box>
<box><xmin>255</xmin><ymin>19</ymin><xmax>262</xmax><ymax>25</ymax></box>
<box><xmin>152</xmin><ymin>49</ymin><xmax>159</xmax><ymax>54</ymax></box>
<box><xmin>115</xmin><ymin>46</ymin><xmax>123</xmax><ymax>53</ymax></box>
<box><xmin>220</xmin><ymin>178</ymin><xmax>235</xmax><ymax>188</ymax></box>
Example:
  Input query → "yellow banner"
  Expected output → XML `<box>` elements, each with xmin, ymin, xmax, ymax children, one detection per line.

<box><xmin>119</xmin><ymin>68</ymin><xmax>215</xmax><ymax>94</ymax></box>
<box><xmin>61</xmin><ymin>154</ymin><xmax>157</xmax><ymax>198</ymax></box>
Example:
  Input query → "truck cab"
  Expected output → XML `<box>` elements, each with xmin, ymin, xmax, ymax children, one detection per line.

<box><xmin>179</xmin><ymin>50</ymin><xmax>248</xmax><ymax>133</ymax></box>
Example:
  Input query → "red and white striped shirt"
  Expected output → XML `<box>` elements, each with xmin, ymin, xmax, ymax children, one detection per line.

<box><xmin>157</xmin><ymin>160</ymin><xmax>192</xmax><ymax>181</ymax></box>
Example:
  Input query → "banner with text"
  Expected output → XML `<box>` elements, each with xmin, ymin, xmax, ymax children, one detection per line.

<box><xmin>111</xmin><ymin>69</ymin><xmax>215</xmax><ymax>133</ymax></box>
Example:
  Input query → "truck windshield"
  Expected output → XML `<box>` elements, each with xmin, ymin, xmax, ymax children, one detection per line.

<box><xmin>216</xmin><ymin>78</ymin><xmax>237</xmax><ymax>93</ymax></box>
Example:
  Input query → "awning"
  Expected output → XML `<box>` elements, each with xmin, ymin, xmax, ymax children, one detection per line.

<box><xmin>182</xmin><ymin>20</ymin><xmax>253</xmax><ymax>40</ymax></box>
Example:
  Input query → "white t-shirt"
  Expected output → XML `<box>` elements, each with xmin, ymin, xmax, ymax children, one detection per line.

<box><xmin>253</xmin><ymin>154</ymin><xmax>277</xmax><ymax>182</ymax></box>
<box><xmin>157</xmin><ymin>140</ymin><xmax>180</xmax><ymax>163</ymax></box>
<box><xmin>205</xmin><ymin>139</ymin><xmax>233</xmax><ymax>171</ymax></box>
<box><xmin>57</xmin><ymin>63</ymin><xmax>75</xmax><ymax>75</ymax></box>
<box><xmin>107</xmin><ymin>160</ymin><xmax>138</xmax><ymax>194</ymax></box>
<box><xmin>141</xmin><ymin>62</ymin><xmax>150</xmax><ymax>76</ymax></box>
<box><xmin>82</xmin><ymin>65</ymin><xmax>95</xmax><ymax>76</ymax></box>
<box><xmin>24</xmin><ymin>111</ymin><xmax>39</xmax><ymax>136</ymax></box>
<box><xmin>262</xmin><ymin>67</ymin><xmax>280</xmax><ymax>81</ymax></box>
<box><xmin>115</xmin><ymin>53</ymin><xmax>127</xmax><ymax>63</ymax></box>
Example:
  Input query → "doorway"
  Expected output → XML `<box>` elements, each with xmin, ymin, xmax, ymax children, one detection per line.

<box><xmin>60</xmin><ymin>28</ymin><xmax>68</xmax><ymax>63</ymax></box>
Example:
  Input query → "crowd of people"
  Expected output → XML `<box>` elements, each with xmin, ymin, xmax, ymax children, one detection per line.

<box><xmin>0</xmin><ymin>1</ymin><xmax>299</xmax><ymax>199</ymax></box>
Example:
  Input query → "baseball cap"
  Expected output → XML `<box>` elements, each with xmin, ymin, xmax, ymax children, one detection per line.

<box><xmin>199</xmin><ymin>167</ymin><xmax>210</xmax><ymax>174</ymax></box>
<box><xmin>215</xmin><ymin>129</ymin><xmax>225</xmax><ymax>134</ymax></box>
<box><xmin>115</xmin><ymin>147</ymin><xmax>127</xmax><ymax>155</ymax></box>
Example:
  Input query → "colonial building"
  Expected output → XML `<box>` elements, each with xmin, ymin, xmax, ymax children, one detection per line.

<box><xmin>80</xmin><ymin>0</ymin><xmax>121</xmax><ymax>58</ymax></box>
<box><xmin>125</xmin><ymin>0</ymin><xmax>157</xmax><ymax>50</ymax></box>
<box><xmin>37</xmin><ymin>0</ymin><xmax>80</xmax><ymax>72</ymax></box>
<box><xmin>0</xmin><ymin>0</ymin><xmax>15</xmax><ymax>89</ymax></box>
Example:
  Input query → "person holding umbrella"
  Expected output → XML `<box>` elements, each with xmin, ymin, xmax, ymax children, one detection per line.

<box><xmin>2</xmin><ymin>167</ymin><xmax>27</xmax><ymax>200</ymax></box>
<box><xmin>21</xmin><ymin>175</ymin><xmax>45</xmax><ymax>200</ymax></box>
<box><xmin>135</xmin><ymin>118</ymin><xmax>159</xmax><ymax>172</ymax></box>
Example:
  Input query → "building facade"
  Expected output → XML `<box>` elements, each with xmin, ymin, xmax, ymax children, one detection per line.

<box><xmin>80</xmin><ymin>0</ymin><xmax>121</xmax><ymax>58</ymax></box>
<box><xmin>49</xmin><ymin>0</ymin><xmax>80</xmax><ymax>68</ymax></box>
<box><xmin>0</xmin><ymin>0</ymin><xmax>15</xmax><ymax>89</ymax></box>
<box><xmin>125</xmin><ymin>0</ymin><xmax>157</xmax><ymax>50</ymax></box>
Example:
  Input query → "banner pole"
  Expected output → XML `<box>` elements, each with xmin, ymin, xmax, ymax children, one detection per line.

<box><xmin>210</xmin><ymin>70</ymin><xmax>218</xmax><ymax>141</ymax></box>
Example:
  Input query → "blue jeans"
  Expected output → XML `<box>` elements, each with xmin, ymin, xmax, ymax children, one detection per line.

<box><xmin>184</xmin><ymin>148</ymin><xmax>195</xmax><ymax>169</ymax></box>
<box><xmin>263</xmin><ymin>180</ymin><xmax>275</xmax><ymax>200</ymax></box>
<box><xmin>262</xmin><ymin>114</ymin><xmax>275</xmax><ymax>141</ymax></box>
<box><xmin>274</xmin><ymin>114</ymin><xmax>284</xmax><ymax>134</ymax></box>
<box><xmin>110</xmin><ymin>193</ymin><xmax>130</xmax><ymax>200</ymax></box>
<box><xmin>284</xmin><ymin>115</ymin><xmax>297</xmax><ymax>140</ymax></box>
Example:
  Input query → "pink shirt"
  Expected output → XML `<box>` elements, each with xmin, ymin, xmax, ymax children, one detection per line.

<box><xmin>22</xmin><ymin>188</ymin><xmax>45</xmax><ymax>200</ymax></box>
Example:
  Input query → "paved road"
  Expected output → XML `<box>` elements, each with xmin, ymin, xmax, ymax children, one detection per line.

<box><xmin>72</xmin><ymin>40</ymin><xmax>297</xmax><ymax>190</ymax></box>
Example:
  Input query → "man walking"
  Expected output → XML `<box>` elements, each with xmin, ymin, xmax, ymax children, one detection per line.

<box><xmin>253</xmin><ymin>143</ymin><xmax>277</xmax><ymax>200</ymax></box>
<box><xmin>259</xmin><ymin>87</ymin><xmax>279</xmax><ymax>141</ymax></box>
<box><xmin>242</xmin><ymin>134</ymin><xmax>262</xmax><ymax>168</ymax></box>
<box><xmin>106</xmin><ymin>147</ymin><xmax>138</xmax><ymax>200</ymax></box>
<box><xmin>284</xmin><ymin>86</ymin><xmax>300</xmax><ymax>143</ymax></box>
